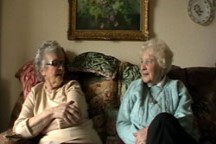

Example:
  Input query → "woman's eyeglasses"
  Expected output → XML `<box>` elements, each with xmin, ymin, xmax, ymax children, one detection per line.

<box><xmin>140</xmin><ymin>59</ymin><xmax>155</xmax><ymax>66</ymax></box>
<box><xmin>45</xmin><ymin>60</ymin><xmax>65</xmax><ymax>67</ymax></box>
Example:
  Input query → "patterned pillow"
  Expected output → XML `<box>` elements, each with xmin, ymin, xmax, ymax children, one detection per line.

<box><xmin>68</xmin><ymin>52</ymin><xmax>120</xmax><ymax>79</ymax></box>
<box><xmin>75</xmin><ymin>72</ymin><xmax>119</xmax><ymax>142</ymax></box>
<box><xmin>118</xmin><ymin>62</ymin><xmax>141</xmax><ymax>101</ymax></box>
<box><xmin>15</xmin><ymin>60</ymin><xmax>40</xmax><ymax>99</ymax></box>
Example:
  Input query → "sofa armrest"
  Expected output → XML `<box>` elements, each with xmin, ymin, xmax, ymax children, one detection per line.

<box><xmin>0</xmin><ymin>129</ymin><xmax>20</xmax><ymax>144</ymax></box>
<box><xmin>0</xmin><ymin>129</ymin><xmax>39</xmax><ymax>144</ymax></box>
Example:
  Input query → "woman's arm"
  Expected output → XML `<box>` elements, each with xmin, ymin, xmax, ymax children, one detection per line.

<box><xmin>13</xmin><ymin>85</ymin><xmax>81</xmax><ymax>137</ymax></box>
<box><xmin>53</xmin><ymin>80</ymin><xmax>86</xmax><ymax>129</ymax></box>
<box><xmin>173</xmin><ymin>81</ymin><xmax>194</xmax><ymax>134</ymax></box>
<box><xmin>13</xmin><ymin>90</ymin><xmax>54</xmax><ymax>137</ymax></box>
<box><xmin>43</xmin><ymin>101</ymin><xmax>81</xmax><ymax>133</ymax></box>
<box><xmin>116</xmin><ymin>80</ymin><xmax>141</xmax><ymax>144</ymax></box>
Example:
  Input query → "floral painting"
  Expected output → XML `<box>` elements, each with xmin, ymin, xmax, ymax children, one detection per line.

<box><xmin>68</xmin><ymin>0</ymin><xmax>149</xmax><ymax>41</ymax></box>
<box><xmin>76</xmin><ymin>0</ymin><xmax>140</xmax><ymax>30</ymax></box>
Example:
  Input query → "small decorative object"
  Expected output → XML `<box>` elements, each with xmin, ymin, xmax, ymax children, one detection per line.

<box><xmin>188</xmin><ymin>0</ymin><xmax>215</xmax><ymax>25</ymax></box>
<box><xmin>68</xmin><ymin>0</ymin><xmax>150</xmax><ymax>41</ymax></box>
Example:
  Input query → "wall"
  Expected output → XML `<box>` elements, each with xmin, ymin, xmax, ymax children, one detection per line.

<box><xmin>0</xmin><ymin>0</ymin><xmax>216</xmax><ymax>131</ymax></box>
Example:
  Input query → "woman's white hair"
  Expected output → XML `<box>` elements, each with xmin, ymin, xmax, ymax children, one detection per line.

<box><xmin>140</xmin><ymin>38</ymin><xmax>174</xmax><ymax>74</ymax></box>
<box><xmin>34</xmin><ymin>40</ymin><xmax>64</xmax><ymax>81</ymax></box>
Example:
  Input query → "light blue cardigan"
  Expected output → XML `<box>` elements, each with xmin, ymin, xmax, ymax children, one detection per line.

<box><xmin>116</xmin><ymin>78</ymin><xmax>195</xmax><ymax>144</ymax></box>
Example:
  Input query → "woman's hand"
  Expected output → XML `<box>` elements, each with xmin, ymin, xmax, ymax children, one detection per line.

<box><xmin>41</xmin><ymin>101</ymin><xmax>82</xmax><ymax>133</ymax></box>
<box><xmin>50</xmin><ymin>100</ymin><xmax>81</xmax><ymax>126</ymax></box>
<box><xmin>133</xmin><ymin>127</ymin><xmax>148</xmax><ymax>144</ymax></box>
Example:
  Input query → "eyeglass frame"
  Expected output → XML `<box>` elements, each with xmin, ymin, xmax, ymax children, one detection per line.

<box><xmin>45</xmin><ymin>60</ymin><xmax>66</xmax><ymax>67</ymax></box>
<box><xmin>140</xmin><ymin>58</ymin><xmax>155</xmax><ymax>66</ymax></box>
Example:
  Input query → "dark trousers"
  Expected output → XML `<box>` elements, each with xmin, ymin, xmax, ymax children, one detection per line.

<box><xmin>146</xmin><ymin>113</ymin><xmax>198</xmax><ymax>144</ymax></box>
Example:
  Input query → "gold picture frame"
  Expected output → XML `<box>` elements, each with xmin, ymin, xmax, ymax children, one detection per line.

<box><xmin>68</xmin><ymin>0</ymin><xmax>149</xmax><ymax>41</ymax></box>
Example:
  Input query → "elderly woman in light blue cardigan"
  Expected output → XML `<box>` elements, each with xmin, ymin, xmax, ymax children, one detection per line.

<box><xmin>116</xmin><ymin>38</ymin><xmax>198</xmax><ymax>144</ymax></box>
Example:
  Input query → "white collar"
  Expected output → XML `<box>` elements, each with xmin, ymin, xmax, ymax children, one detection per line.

<box><xmin>147</xmin><ymin>76</ymin><xmax>166</xmax><ymax>88</ymax></box>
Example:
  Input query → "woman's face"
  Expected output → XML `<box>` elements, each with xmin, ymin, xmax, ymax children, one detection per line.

<box><xmin>40</xmin><ymin>51</ymin><xmax>65</xmax><ymax>89</ymax></box>
<box><xmin>140</xmin><ymin>49</ymin><xmax>163</xmax><ymax>85</ymax></box>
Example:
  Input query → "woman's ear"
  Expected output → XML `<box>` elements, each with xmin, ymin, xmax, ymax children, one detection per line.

<box><xmin>40</xmin><ymin>68</ymin><xmax>46</xmax><ymax>77</ymax></box>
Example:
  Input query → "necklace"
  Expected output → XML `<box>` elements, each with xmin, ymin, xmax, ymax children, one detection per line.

<box><xmin>148</xmin><ymin>86</ymin><xmax>162</xmax><ymax>104</ymax></box>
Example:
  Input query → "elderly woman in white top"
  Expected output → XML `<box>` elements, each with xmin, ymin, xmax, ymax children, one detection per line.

<box><xmin>13</xmin><ymin>41</ymin><xmax>102</xmax><ymax>144</ymax></box>
<box><xmin>116</xmin><ymin>38</ymin><xmax>198</xmax><ymax>144</ymax></box>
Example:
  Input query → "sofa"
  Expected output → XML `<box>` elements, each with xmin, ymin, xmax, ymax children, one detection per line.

<box><xmin>0</xmin><ymin>52</ymin><xmax>216</xmax><ymax>144</ymax></box>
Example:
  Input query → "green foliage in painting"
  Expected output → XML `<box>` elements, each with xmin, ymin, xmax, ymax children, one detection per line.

<box><xmin>77</xmin><ymin>0</ymin><xmax>140</xmax><ymax>30</ymax></box>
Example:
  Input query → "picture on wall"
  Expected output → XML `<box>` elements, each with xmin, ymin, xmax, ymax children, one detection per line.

<box><xmin>68</xmin><ymin>0</ymin><xmax>150</xmax><ymax>41</ymax></box>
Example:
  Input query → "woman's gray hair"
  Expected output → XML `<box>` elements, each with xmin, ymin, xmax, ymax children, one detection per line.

<box><xmin>34</xmin><ymin>40</ymin><xmax>65</xmax><ymax>80</ymax></box>
<box><xmin>140</xmin><ymin>38</ymin><xmax>174</xmax><ymax>74</ymax></box>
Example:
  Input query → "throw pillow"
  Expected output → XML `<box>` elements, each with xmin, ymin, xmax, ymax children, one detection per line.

<box><xmin>15</xmin><ymin>60</ymin><xmax>40</xmax><ymax>99</ymax></box>
<box><xmin>118</xmin><ymin>62</ymin><xmax>141</xmax><ymax>101</ymax></box>
<box><xmin>68</xmin><ymin>52</ymin><xmax>120</xmax><ymax>79</ymax></box>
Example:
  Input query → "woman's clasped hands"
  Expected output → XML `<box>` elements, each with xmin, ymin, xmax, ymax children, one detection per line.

<box><xmin>133</xmin><ymin>127</ymin><xmax>148</xmax><ymax>144</ymax></box>
<box><xmin>50</xmin><ymin>100</ymin><xmax>82</xmax><ymax>128</ymax></box>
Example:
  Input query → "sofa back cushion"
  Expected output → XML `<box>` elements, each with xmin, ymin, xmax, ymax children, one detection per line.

<box><xmin>169</xmin><ymin>67</ymin><xmax>216</xmax><ymax>143</ymax></box>
<box><xmin>185</xmin><ymin>67</ymin><xmax>216</xmax><ymax>143</ymax></box>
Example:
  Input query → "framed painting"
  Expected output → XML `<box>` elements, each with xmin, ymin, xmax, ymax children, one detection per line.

<box><xmin>68</xmin><ymin>0</ymin><xmax>149</xmax><ymax>41</ymax></box>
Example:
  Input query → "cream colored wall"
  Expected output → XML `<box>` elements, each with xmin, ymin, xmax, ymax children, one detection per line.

<box><xmin>0</xmin><ymin>0</ymin><xmax>215</xmax><ymax>131</ymax></box>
